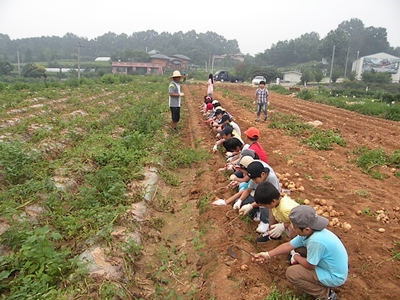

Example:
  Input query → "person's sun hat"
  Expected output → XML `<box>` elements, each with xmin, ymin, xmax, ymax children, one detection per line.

<box><xmin>237</xmin><ymin>156</ymin><xmax>254</xmax><ymax>169</ymax></box>
<box><xmin>236</xmin><ymin>149</ymin><xmax>257</xmax><ymax>166</ymax></box>
<box><xmin>244</xmin><ymin>127</ymin><xmax>260</xmax><ymax>139</ymax></box>
<box><xmin>246</xmin><ymin>161</ymin><xmax>270</xmax><ymax>179</ymax></box>
<box><xmin>169</xmin><ymin>70</ymin><xmax>186</xmax><ymax>79</ymax></box>
<box><xmin>289</xmin><ymin>205</ymin><xmax>329</xmax><ymax>230</ymax></box>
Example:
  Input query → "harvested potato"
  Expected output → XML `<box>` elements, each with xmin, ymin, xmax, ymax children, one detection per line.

<box><xmin>303</xmin><ymin>199</ymin><xmax>310</xmax><ymax>205</ymax></box>
<box><xmin>378</xmin><ymin>228</ymin><xmax>385</xmax><ymax>233</ymax></box>
<box><xmin>240</xmin><ymin>264</ymin><xmax>249</xmax><ymax>271</ymax></box>
<box><xmin>320</xmin><ymin>199</ymin><xmax>327</xmax><ymax>206</ymax></box>
<box><xmin>342</xmin><ymin>222</ymin><xmax>352</xmax><ymax>231</ymax></box>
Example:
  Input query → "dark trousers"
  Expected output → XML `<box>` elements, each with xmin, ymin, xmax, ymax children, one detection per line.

<box><xmin>241</xmin><ymin>195</ymin><xmax>269</xmax><ymax>223</ymax></box>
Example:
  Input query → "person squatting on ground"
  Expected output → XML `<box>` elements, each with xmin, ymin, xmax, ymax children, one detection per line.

<box><xmin>244</xmin><ymin>127</ymin><xmax>268</xmax><ymax>163</ymax></box>
<box><xmin>233</xmin><ymin>160</ymin><xmax>281</xmax><ymax>235</ymax></box>
<box><xmin>168</xmin><ymin>70</ymin><xmax>185</xmax><ymax>132</ymax></box>
<box><xmin>254</xmin><ymin>80</ymin><xmax>269</xmax><ymax>122</ymax></box>
<box><xmin>252</xmin><ymin>205</ymin><xmax>348</xmax><ymax>300</ymax></box>
<box><xmin>253</xmin><ymin>181</ymin><xmax>299</xmax><ymax>243</ymax></box>
<box><xmin>212</xmin><ymin>124</ymin><xmax>243</xmax><ymax>154</ymax></box>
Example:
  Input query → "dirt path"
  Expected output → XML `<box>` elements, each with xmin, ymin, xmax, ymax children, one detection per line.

<box><xmin>134</xmin><ymin>82</ymin><xmax>400</xmax><ymax>300</ymax></box>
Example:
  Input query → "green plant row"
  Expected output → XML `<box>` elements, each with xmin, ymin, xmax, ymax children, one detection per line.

<box><xmin>0</xmin><ymin>75</ymin><xmax>209</xmax><ymax>299</ymax></box>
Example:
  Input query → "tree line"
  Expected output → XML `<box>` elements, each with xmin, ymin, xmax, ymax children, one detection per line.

<box><xmin>0</xmin><ymin>18</ymin><xmax>399</xmax><ymax>78</ymax></box>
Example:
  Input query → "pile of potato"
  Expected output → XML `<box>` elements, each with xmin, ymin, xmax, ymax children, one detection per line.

<box><xmin>375</xmin><ymin>209</ymin><xmax>389</xmax><ymax>223</ymax></box>
<box><xmin>310</xmin><ymin>198</ymin><xmax>343</xmax><ymax>218</ymax></box>
<box><xmin>302</xmin><ymin>198</ymin><xmax>350</xmax><ymax>230</ymax></box>
<box><xmin>276</xmin><ymin>172</ymin><xmax>305</xmax><ymax>193</ymax></box>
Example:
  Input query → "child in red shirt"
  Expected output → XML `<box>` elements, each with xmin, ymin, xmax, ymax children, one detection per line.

<box><xmin>244</xmin><ymin>127</ymin><xmax>268</xmax><ymax>163</ymax></box>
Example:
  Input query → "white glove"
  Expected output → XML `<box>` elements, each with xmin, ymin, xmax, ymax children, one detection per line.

<box><xmin>229</xmin><ymin>174</ymin><xmax>238</xmax><ymax>181</ymax></box>
<box><xmin>239</xmin><ymin>203</ymin><xmax>253</xmax><ymax>216</ymax></box>
<box><xmin>226</xmin><ymin>157</ymin><xmax>234</xmax><ymax>163</ymax></box>
<box><xmin>233</xmin><ymin>199</ymin><xmax>242</xmax><ymax>210</ymax></box>
<box><xmin>269</xmin><ymin>223</ymin><xmax>285</xmax><ymax>238</ymax></box>
<box><xmin>290</xmin><ymin>252</ymin><xmax>300</xmax><ymax>265</ymax></box>
<box><xmin>225</xmin><ymin>152</ymin><xmax>233</xmax><ymax>158</ymax></box>
<box><xmin>179</xmin><ymin>92</ymin><xmax>185</xmax><ymax>97</ymax></box>
<box><xmin>212</xmin><ymin>145</ymin><xmax>218</xmax><ymax>153</ymax></box>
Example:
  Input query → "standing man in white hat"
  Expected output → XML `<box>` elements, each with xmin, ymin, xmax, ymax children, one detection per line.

<box><xmin>168</xmin><ymin>70</ymin><xmax>185</xmax><ymax>133</ymax></box>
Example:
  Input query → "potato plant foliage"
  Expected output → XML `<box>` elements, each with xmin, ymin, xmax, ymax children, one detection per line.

<box><xmin>0</xmin><ymin>75</ymin><xmax>207</xmax><ymax>298</ymax></box>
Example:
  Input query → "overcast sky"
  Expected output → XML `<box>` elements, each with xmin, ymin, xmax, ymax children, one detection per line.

<box><xmin>1</xmin><ymin>0</ymin><xmax>399</xmax><ymax>56</ymax></box>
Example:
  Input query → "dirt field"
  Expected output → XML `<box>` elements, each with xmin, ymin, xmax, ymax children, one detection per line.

<box><xmin>134</xmin><ymin>81</ymin><xmax>400</xmax><ymax>300</ymax></box>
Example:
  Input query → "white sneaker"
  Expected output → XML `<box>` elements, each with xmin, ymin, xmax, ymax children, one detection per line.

<box><xmin>256</xmin><ymin>222</ymin><xmax>269</xmax><ymax>234</ymax></box>
<box><xmin>253</xmin><ymin>211</ymin><xmax>261</xmax><ymax>222</ymax></box>
<box><xmin>212</xmin><ymin>199</ymin><xmax>226</xmax><ymax>206</ymax></box>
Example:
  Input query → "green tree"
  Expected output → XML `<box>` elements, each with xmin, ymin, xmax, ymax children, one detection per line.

<box><xmin>0</xmin><ymin>60</ymin><xmax>14</xmax><ymax>75</ymax></box>
<box><xmin>339</xmin><ymin>18</ymin><xmax>365</xmax><ymax>61</ymax></box>
<box><xmin>24</xmin><ymin>48</ymin><xmax>33</xmax><ymax>62</ymax></box>
<box><xmin>314</xmin><ymin>68</ymin><xmax>324</xmax><ymax>83</ymax></box>
<box><xmin>347</xmin><ymin>71</ymin><xmax>356</xmax><ymax>81</ymax></box>
<box><xmin>319</xmin><ymin>29</ymin><xmax>349</xmax><ymax>69</ymax></box>
<box><xmin>331</xmin><ymin>66</ymin><xmax>342</xmax><ymax>83</ymax></box>
<box><xmin>300</xmin><ymin>70</ymin><xmax>313</xmax><ymax>85</ymax></box>
<box><xmin>360</xmin><ymin>26</ymin><xmax>390</xmax><ymax>56</ymax></box>
<box><xmin>21</xmin><ymin>63</ymin><xmax>46</xmax><ymax>78</ymax></box>
<box><xmin>362</xmin><ymin>69</ymin><xmax>391</xmax><ymax>84</ymax></box>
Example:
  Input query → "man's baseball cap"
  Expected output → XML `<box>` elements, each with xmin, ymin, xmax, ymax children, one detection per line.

<box><xmin>289</xmin><ymin>205</ymin><xmax>329</xmax><ymax>231</ymax></box>
<box><xmin>246</xmin><ymin>161</ymin><xmax>270</xmax><ymax>179</ymax></box>
<box><xmin>219</xmin><ymin>125</ymin><xmax>233</xmax><ymax>136</ymax></box>
<box><xmin>244</xmin><ymin>127</ymin><xmax>260</xmax><ymax>139</ymax></box>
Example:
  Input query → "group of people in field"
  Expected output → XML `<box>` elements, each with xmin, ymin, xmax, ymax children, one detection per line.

<box><xmin>168</xmin><ymin>70</ymin><xmax>347</xmax><ymax>300</ymax></box>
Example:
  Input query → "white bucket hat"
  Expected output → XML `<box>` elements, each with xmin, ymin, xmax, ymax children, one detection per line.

<box><xmin>169</xmin><ymin>70</ymin><xmax>186</xmax><ymax>79</ymax></box>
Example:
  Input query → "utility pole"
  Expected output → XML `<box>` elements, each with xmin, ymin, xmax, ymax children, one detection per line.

<box><xmin>211</xmin><ymin>54</ymin><xmax>215</xmax><ymax>74</ymax></box>
<box><xmin>77</xmin><ymin>42</ymin><xmax>83</xmax><ymax>79</ymax></box>
<box><xmin>356</xmin><ymin>51</ymin><xmax>360</xmax><ymax>79</ymax></box>
<box><xmin>344</xmin><ymin>46</ymin><xmax>350</xmax><ymax>77</ymax></box>
<box><xmin>17</xmin><ymin>46</ymin><xmax>21</xmax><ymax>76</ymax></box>
<box><xmin>329</xmin><ymin>45</ymin><xmax>335</xmax><ymax>84</ymax></box>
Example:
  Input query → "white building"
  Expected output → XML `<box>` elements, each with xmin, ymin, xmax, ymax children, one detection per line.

<box><xmin>94</xmin><ymin>57</ymin><xmax>111</xmax><ymax>62</ymax></box>
<box><xmin>282</xmin><ymin>71</ymin><xmax>302</xmax><ymax>83</ymax></box>
<box><xmin>351</xmin><ymin>52</ymin><xmax>400</xmax><ymax>83</ymax></box>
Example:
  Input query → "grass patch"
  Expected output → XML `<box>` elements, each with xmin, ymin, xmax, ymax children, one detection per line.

<box><xmin>0</xmin><ymin>76</ymin><xmax>208</xmax><ymax>297</ymax></box>
<box><xmin>352</xmin><ymin>147</ymin><xmax>400</xmax><ymax>178</ymax></box>
<box><xmin>263</xmin><ymin>286</ymin><xmax>309</xmax><ymax>300</ymax></box>
<box><xmin>268</xmin><ymin>113</ymin><xmax>313</xmax><ymax>137</ymax></box>
<box><xmin>302</xmin><ymin>129</ymin><xmax>346</xmax><ymax>150</ymax></box>
<box><xmin>197</xmin><ymin>194</ymin><xmax>211</xmax><ymax>214</ymax></box>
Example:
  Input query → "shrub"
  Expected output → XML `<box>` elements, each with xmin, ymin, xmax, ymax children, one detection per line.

<box><xmin>297</xmin><ymin>89</ymin><xmax>314</xmax><ymax>100</ymax></box>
